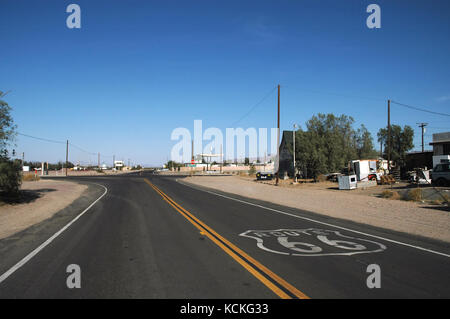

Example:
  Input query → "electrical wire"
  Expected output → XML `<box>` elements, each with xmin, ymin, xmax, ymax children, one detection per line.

<box><xmin>391</xmin><ymin>100</ymin><xmax>450</xmax><ymax>117</ymax></box>
<box><xmin>17</xmin><ymin>132</ymin><xmax>65</xmax><ymax>144</ymax></box>
<box><xmin>69</xmin><ymin>143</ymin><xmax>97</xmax><ymax>156</ymax></box>
<box><xmin>18</xmin><ymin>132</ymin><xmax>119</xmax><ymax>161</ymax></box>
<box><xmin>230</xmin><ymin>86</ymin><xmax>277</xmax><ymax>127</ymax></box>
<box><xmin>295</xmin><ymin>88</ymin><xmax>385</xmax><ymax>103</ymax></box>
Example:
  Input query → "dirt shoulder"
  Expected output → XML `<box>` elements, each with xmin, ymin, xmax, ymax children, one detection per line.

<box><xmin>182</xmin><ymin>175</ymin><xmax>450</xmax><ymax>243</ymax></box>
<box><xmin>0</xmin><ymin>180</ymin><xmax>87</xmax><ymax>239</ymax></box>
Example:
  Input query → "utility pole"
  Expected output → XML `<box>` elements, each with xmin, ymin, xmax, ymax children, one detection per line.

<box><xmin>264</xmin><ymin>151</ymin><xmax>267</xmax><ymax>172</ymax></box>
<box><xmin>113</xmin><ymin>155</ymin><xmax>115</xmax><ymax>170</ymax></box>
<box><xmin>220</xmin><ymin>144</ymin><xmax>223</xmax><ymax>174</ymax></box>
<box><xmin>417</xmin><ymin>123</ymin><xmax>428</xmax><ymax>152</ymax></box>
<box><xmin>66</xmin><ymin>140</ymin><xmax>69</xmax><ymax>176</ymax></box>
<box><xmin>191</xmin><ymin>139</ymin><xmax>195</xmax><ymax>171</ymax></box>
<box><xmin>380</xmin><ymin>141</ymin><xmax>383</xmax><ymax>158</ymax></box>
<box><xmin>98</xmin><ymin>153</ymin><xmax>100</xmax><ymax>169</ymax></box>
<box><xmin>387</xmin><ymin>99</ymin><xmax>391</xmax><ymax>173</ymax></box>
<box><xmin>276</xmin><ymin>84</ymin><xmax>280</xmax><ymax>186</ymax></box>
<box><xmin>293</xmin><ymin>124</ymin><xmax>297</xmax><ymax>183</ymax></box>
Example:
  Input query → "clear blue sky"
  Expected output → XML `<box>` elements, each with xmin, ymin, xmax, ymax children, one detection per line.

<box><xmin>1</xmin><ymin>0</ymin><xmax>450</xmax><ymax>166</ymax></box>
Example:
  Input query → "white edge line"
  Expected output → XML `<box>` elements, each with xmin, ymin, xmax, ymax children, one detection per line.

<box><xmin>178</xmin><ymin>180</ymin><xmax>450</xmax><ymax>258</ymax></box>
<box><xmin>0</xmin><ymin>183</ymin><xmax>108</xmax><ymax>284</ymax></box>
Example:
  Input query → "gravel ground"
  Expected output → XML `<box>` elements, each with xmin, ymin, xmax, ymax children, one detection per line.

<box><xmin>0</xmin><ymin>180</ymin><xmax>87</xmax><ymax>239</ymax></box>
<box><xmin>183</xmin><ymin>175</ymin><xmax>450</xmax><ymax>243</ymax></box>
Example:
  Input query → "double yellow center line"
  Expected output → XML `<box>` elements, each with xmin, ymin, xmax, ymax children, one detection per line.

<box><xmin>144</xmin><ymin>178</ymin><xmax>309</xmax><ymax>299</ymax></box>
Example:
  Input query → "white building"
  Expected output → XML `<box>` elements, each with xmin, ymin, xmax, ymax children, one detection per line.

<box><xmin>114</xmin><ymin>160</ymin><xmax>125</xmax><ymax>170</ymax></box>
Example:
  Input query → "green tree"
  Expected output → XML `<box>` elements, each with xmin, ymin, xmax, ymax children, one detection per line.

<box><xmin>355</xmin><ymin>124</ymin><xmax>378</xmax><ymax>159</ymax></box>
<box><xmin>0</xmin><ymin>91</ymin><xmax>16</xmax><ymax>150</ymax></box>
<box><xmin>0</xmin><ymin>159</ymin><xmax>22</xmax><ymax>194</ymax></box>
<box><xmin>295</xmin><ymin>129</ymin><xmax>327</xmax><ymax>179</ymax></box>
<box><xmin>0</xmin><ymin>91</ymin><xmax>21</xmax><ymax>195</ymax></box>
<box><xmin>377</xmin><ymin>125</ymin><xmax>414</xmax><ymax>166</ymax></box>
<box><xmin>293</xmin><ymin>114</ymin><xmax>377</xmax><ymax>179</ymax></box>
<box><xmin>165</xmin><ymin>160</ymin><xmax>182</xmax><ymax>170</ymax></box>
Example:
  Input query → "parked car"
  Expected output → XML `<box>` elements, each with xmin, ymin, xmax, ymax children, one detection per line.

<box><xmin>431</xmin><ymin>163</ymin><xmax>450</xmax><ymax>186</ymax></box>
<box><xmin>256</xmin><ymin>172</ymin><xmax>273</xmax><ymax>180</ymax></box>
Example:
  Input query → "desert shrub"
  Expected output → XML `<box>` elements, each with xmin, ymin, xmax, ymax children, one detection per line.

<box><xmin>380</xmin><ymin>190</ymin><xmax>392</xmax><ymax>198</ymax></box>
<box><xmin>407</xmin><ymin>189</ymin><xmax>423</xmax><ymax>202</ymax></box>
<box><xmin>249</xmin><ymin>165</ymin><xmax>256</xmax><ymax>175</ymax></box>
<box><xmin>390</xmin><ymin>191</ymin><xmax>401</xmax><ymax>200</ymax></box>
<box><xmin>0</xmin><ymin>159</ymin><xmax>22</xmax><ymax>194</ymax></box>
<box><xmin>317</xmin><ymin>174</ymin><xmax>327</xmax><ymax>182</ymax></box>
<box><xmin>381</xmin><ymin>190</ymin><xmax>400</xmax><ymax>200</ymax></box>
<box><xmin>22</xmin><ymin>173</ymin><xmax>40</xmax><ymax>182</ymax></box>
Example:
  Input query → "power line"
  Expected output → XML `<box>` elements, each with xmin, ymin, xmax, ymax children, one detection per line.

<box><xmin>426</xmin><ymin>127</ymin><xmax>450</xmax><ymax>130</ymax></box>
<box><xmin>295</xmin><ymin>88</ymin><xmax>385</xmax><ymax>103</ymax></box>
<box><xmin>18</xmin><ymin>132</ymin><xmax>117</xmax><ymax>160</ymax></box>
<box><xmin>69</xmin><ymin>143</ymin><xmax>97</xmax><ymax>156</ymax></box>
<box><xmin>391</xmin><ymin>100</ymin><xmax>450</xmax><ymax>117</ymax></box>
<box><xmin>17</xmin><ymin>132</ymin><xmax>65</xmax><ymax>144</ymax></box>
<box><xmin>230</xmin><ymin>86</ymin><xmax>277</xmax><ymax>127</ymax></box>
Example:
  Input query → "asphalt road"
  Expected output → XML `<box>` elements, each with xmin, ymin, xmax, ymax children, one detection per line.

<box><xmin>0</xmin><ymin>172</ymin><xmax>449</xmax><ymax>298</ymax></box>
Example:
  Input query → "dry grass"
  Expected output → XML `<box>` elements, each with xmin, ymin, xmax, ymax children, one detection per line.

<box><xmin>431</xmin><ymin>194</ymin><xmax>450</xmax><ymax>205</ymax></box>
<box><xmin>380</xmin><ymin>190</ymin><xmax>401</xmax><ymax>200</ymax></box>
<box><xmin>22</xmin><ymin>174</ymin><xmax>40</xmax><ymax>182</ymax></box>
<box><xmin>407</xmin><ymin>189</ymin><xmax>423</xmax><ymax>202</ymax></box>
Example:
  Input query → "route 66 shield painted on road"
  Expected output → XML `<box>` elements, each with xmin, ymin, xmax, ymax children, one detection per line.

<box><xmin>239</xmin><ymin>228</ymin><xmax>387</xmax><ymax>256</ymax></box>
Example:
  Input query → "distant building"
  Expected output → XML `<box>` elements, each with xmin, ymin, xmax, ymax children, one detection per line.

<box><xmin>430</xmin><ymin>132</ymin><xmax>450</xmax><ymax>156</ymax></box>
<box><xmin>429</xmin><ymin>132</ymin><xmax>450</xmax><ymax>168</ymax></box>
<box><xmin>114</xmin><ymin>160</ymin><xmax>124</xmax><ymax>170</ymax></box>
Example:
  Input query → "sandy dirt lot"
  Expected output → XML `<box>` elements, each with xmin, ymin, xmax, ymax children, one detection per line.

<box><xmin>26</xmin><ymin>169</ymin><xmax>142</xmax><ymax>177</ymax></box>
<box><xmin>183</xmin><ymin>175</ymin><xmax>450</xmax><ymax>243</ymax></box>
<box><xmin>0</xmin><ymin>180</ymin><xmax>87</xmax><ymax>239</ymax></box>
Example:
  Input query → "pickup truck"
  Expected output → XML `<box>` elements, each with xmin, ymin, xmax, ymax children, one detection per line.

<box><xmin>431</xmin><ymin>163</ymin><xmax>450</xmax><ymax>187</ymax></box>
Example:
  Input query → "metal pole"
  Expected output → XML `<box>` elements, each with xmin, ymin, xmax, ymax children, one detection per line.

<box><xmin>276</xmin><ymin>84</ymin><xmax>280</xmax><ymax>185</ymax></box>
<box><xmin>380</xmin><ymin>141</ymin><xmax>382</xmax><ymax>158</ymax></box>
<box><xmin>387</xmin><ymin>100</ymin><xmax>391</xmax><ymax>173</ymax></box>
<box><xmin>220</xmin><ymin>144</ymin><xmax>223</xmax><ymax>174</ymax></box>
<box><xmin>66</xmin><ymin>140</ymin><xmax>69</xmax><ymax>176</ymax></box>
<box><xmin>417</xmin><ymin>123</ymin><xmax>428</xmax><ymax>152</ymax></box>
<box><xmin>293</xmin><ymin>124</ymin><xmax>297</xmax><ymax>183</ymax></box>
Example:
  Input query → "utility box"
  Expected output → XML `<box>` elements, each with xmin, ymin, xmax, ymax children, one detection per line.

<box><xmin>338</xmin><ymin>175</ymin><xmax>357</xmax><ymax>190</ymax></box>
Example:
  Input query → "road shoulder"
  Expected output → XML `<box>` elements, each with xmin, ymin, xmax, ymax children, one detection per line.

<box><xmin>0</xmin><ymin>182</ymin><xmax>105</xmax><ymax>276</ymax></box>
<box><xmin>181</xmin><ymin>175</ymin><xmax>450</xmax><ymax>244</ymax></box>
<box><xmin>0</xmin><ymin>179</ymin><xmax>89</xmax><ymax>239</ymax></box>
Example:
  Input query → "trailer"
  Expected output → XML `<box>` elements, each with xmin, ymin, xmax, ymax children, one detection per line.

<box><xmin>350</xmin><ymin>159</ymin><xmax>379</xmax><ymax>181</ymax></box>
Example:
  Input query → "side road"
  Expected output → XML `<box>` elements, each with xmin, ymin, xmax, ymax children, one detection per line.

<box><xmin>181</xmin><ymin>175</ymin><xmax>450</xmax><ymax>243</ymax></box>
